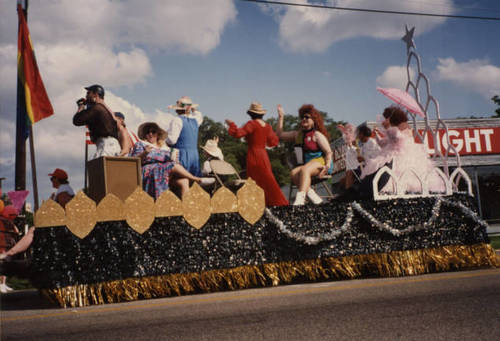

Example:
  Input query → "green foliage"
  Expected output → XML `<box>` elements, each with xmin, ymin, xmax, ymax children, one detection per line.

<box><xmin>492</xmin><ymin>95</ymin><xmax>500</xmax><ymax>117</ymax></box>
<box><xmin>198</xmin><ymin>111</ymin><xmax>345</xmax><ymax>186</ymax></box>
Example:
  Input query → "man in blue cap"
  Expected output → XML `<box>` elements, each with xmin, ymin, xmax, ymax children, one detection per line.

<box><xmin>73</xmin><ymin>84</ymin><xmax>121</xmax><ymax>158</ymax></box>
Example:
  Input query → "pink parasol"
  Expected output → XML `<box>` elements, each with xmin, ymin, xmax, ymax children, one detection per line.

<box><xmin>376</xmin><ymin>87</ymin><xmax>425</xmax><ymax>118</ymax></box>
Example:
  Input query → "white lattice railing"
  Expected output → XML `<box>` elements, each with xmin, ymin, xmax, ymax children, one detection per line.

<box><xmin>372</xmin><ymin>165</ymin><xmax>472</xmax><ymax>201</ymax></box>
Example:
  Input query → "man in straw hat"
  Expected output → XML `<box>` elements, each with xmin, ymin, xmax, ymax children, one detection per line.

<box><xmin>225</xmin><ymin>102</ymin><xmax>288</xmax><ymax>206</ymax></box>
<box><xmin>165</xmin><ymin>96</ymin><xmax>203</xmax><ymax>177</ymax></box>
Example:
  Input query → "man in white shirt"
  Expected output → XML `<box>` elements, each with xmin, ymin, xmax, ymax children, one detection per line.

<box><xmin>357</xmin><ymin>124</ymin><xmax>381</xmax><ymax>165</ymax></box>
<box><xmin>165</xmin><ymin>96</ymin><xmax>203</xmax><ymax>176</ymax></box>
<box><xmin>48</xmin><ymin>168</ymin><xmax>75</xmax><ymax>207</ymax></box>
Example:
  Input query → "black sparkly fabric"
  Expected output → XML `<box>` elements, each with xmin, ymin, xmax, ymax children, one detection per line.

<box><xmin>30</xmin><ymin>194</ymin><xmax>489</xmax><ymax>289</ymax></box>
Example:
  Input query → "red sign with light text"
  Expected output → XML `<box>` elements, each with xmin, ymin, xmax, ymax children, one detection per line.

<box><xmin>416</xmin><ymin>127</ymin><xmax>500</xmax><ymax>156</ymax></box>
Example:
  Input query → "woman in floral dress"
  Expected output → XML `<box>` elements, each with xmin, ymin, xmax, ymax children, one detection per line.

<box><xmin>130</xmin><ymin>122</ymin><xmax>209</xmax><ymax>199</ymax></box>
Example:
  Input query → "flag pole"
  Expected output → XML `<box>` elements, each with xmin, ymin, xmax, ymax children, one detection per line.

<box><xmin>16</xmin><ymin>0</ymin><xmax>52</xmax><ymax>212</ymax></box>
<box><xmin>14</xmin><ymin>0</ymin><xmax>27</xmax><ymax>194</ymax></box>
<box><xmin>29</xmin><ymin>128</ymin><xmax>39</xmax><ymax>210</ymax></box>
<box><xmin>20</xmin><ymin>0</ymin><xmax>39</xmax><ymax>211</ymax></box>
<box><xmin>84</xmin><ymin>141</ymin><xmax>88</xmax><ymax>193</ymax></box>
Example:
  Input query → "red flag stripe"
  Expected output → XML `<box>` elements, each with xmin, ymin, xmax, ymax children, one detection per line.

<box><xmin>85</xmin><ymin>127</ymin><xmax>95</xmax><ymax>145</ymax></box>
<box><xmin>17</xmin><ymin>4</ymin><xmax>53</xmax><ymax>124</ymax></box>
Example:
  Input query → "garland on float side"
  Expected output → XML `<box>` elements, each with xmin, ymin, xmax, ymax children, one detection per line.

<box><xmin>265</xmin><ymin>197</ymin><xmax>488</xmax><ymax>245</ymax></box>
<box><xmin>41</xmin><ymin>243</ymin><xmax>497</xmax><ymax>308</ymax></box>
<box><xmin>265</xmin><ymin>206</ymin><xmax>355</xmax><ymax>245</ymax></box>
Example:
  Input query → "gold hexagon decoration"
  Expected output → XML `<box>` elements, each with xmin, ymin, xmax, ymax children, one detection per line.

<box><xmin>211</xmin><ymin>186</ymin><xmax>238</xmax><ymax>213</ymax></box>
<box><xmin>96</xmin><ymin>193</ymin><xmax>124</xmax><ymax>222</ymax></box>
<box><xmin>65</xmin><ymin>191</ymin><xmax>97</xmax><ymax>239</ymax></box>
<box><xmin>237</xmin><ymin>178</ymin><xmax>265</xmax><ymax>225</ymax></box>
<box><xmin>124</xmin><ymin>187</ymin><xmax>155</xmax><ymax>234</ymax></box>
<box><xmin>34</xmin><ymin>199</ymin><xmax>66</xmax><ymax>227</ymax></box>
<box><xmin>182</xmin><ymin>182</ymin><xmax>211</xmax><ymax>229</ymax></box>
<box><xmin>155</xmin><ymin>190</ymin><xmax>183</xmax><ymax>217</ymax></box>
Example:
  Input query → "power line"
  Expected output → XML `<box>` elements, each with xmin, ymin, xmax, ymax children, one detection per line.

<box><xmin>239</xmin><ymin>0</ymin><xmax>500</xmax><ymax>21</ymax></box>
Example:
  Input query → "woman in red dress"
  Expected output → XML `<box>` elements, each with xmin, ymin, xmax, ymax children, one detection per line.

<box><xmin>225</xmin><ymin>102</ymin><xmax>288</xmax><ymax>206</ymax></box>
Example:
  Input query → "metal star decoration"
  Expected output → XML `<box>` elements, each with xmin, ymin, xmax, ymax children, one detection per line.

<box><xmin>402</xmin><ymin>25</ymin><xmax>416</xmax><ymax>54</ymax></box>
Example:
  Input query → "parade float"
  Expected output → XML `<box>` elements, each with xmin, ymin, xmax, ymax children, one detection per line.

<box><xmin>28</xmin><ymin>26</ymin><xmax>497</xmax><ymax>308</ymax></box>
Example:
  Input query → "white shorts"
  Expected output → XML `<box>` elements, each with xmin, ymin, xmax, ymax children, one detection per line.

<box><xmin>93</xmin><ymin>136</ymin><xmax>121</xmax><ymax>159</ymax></box>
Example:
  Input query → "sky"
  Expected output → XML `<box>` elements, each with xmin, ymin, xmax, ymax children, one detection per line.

<box><xmin>1</xmin><ymin>0</ymin><xmax>500</xmax><ymax>208</ymax></box>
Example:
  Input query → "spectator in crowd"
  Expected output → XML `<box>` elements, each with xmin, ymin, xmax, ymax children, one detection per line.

<box><xmin>276</xmin><ymin>104</ymin><xmax>333</xmax><ymax>205</ymax></box>
<box><xmin>48</xmin><ymin>168</ymin><xmax>75</xmax><ymax>208</ymax></box>
<box><xmin>73</xmin><ymin>84</ymin><xmax>120</xmax><ymax>159</ymax></box>
<box><xmin>0</xmin><ymin>205</ymin><xmax>19</xmax><ymax>293</ymax></box>
<box><xmin>226</xmin><ymin>102</ymin><xmax>288</xmax><ymax>206</ymax></box>
<box><xmin>0</xmin><ymin>170</ymin><xmax>76</xmax><ymax>283</ymax></box>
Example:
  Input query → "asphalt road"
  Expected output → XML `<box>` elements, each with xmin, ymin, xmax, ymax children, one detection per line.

<box><xmin>1</xmin><ymin>268</ymin><xmax>499</xmax><ymax>340</ymax></box>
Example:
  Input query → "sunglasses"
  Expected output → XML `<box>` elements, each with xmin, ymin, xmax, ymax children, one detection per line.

<box><xmin>301</xmin><ymin>115</ymin><xmax>312</xmax><ymax>120</ymax></box>
<box><xmin>146</xmin><ymin>130</ymin><xmax>157</xmax><ymax>135</ymax></box>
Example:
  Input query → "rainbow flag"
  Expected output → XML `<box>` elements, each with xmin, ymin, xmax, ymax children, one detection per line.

<box><xmin>17</xmin><ymin>4</ymin><xmax>53</xmax><ymax>139</ymax></box>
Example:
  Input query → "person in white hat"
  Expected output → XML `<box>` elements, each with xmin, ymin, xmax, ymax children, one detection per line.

<box><xmin>201</xmin><ymin>137</ymin><xmax>224</xmax><ymax>176</ymax></box>
<box><xmin>165</xmin><ymin>96</ymin><xmax>203</xmax><ymax>177</ymax></box>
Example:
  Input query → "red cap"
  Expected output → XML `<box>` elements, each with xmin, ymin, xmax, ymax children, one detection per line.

<box><xmin>48</xmin><ymin>168</ymin><xmax>68</xmax><ymax>181</ymax></box>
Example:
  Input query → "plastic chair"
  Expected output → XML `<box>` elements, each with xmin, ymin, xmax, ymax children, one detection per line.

<box><xmin>209</xmin><ymin>159</ymin><xmax>246</xmax><ymax>190</ymax></box>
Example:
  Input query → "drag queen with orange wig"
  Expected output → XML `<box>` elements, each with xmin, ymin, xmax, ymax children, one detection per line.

<box><xmin>277</xmin><ymin>104</ymin><xmax>333</xmax><ymax>205</ymax></box>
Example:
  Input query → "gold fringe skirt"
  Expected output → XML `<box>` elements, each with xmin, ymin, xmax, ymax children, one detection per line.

<box><xmin>42</xmin><ymin>243</ymin><xmax>498</xmax><ymax>308</ymax></box>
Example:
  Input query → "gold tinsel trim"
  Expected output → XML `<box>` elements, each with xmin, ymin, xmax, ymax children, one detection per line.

<box><xmin>41</xmin><ymin>243</ymin><xmax>498</xmax><ymax>308</ymax></box>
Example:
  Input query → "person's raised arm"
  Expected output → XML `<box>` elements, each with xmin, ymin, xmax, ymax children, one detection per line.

<box><xmin>276</xmin><ymin>104</ymin><xmax>297</xmax><ymax>142</ymax></box>
<box><xmin>226</xmin><ymin>119</ymin><xmax>254</xmax><ymax>138</ymax></box>
<box><xmin>73</xmin><ymin>102</ymin><xmax>93</xmax><ymax>126</ymax></box>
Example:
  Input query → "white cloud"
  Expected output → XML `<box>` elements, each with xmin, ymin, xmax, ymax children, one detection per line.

<box><xmin>7</xmin><ymin>0</ymin><xmax>237</xmax><ymax>55</ymax></box>
<box><xmin>435</xmin><ymin>58</ymin><xmax>500</xmax><ymax>98</ymax></box>
<box><xmin>35</xmin><ymin>43</ymin><xmax>152</xmax><ymax>95</ymax></box>
<box><xmin>266</xmin><ymin>0</ymin><xmax>454</xmax><ymax>52</ymax></box>
<box><xmin>0</xmin><ymin>0</ymin><xmax>237</xmax><ymax>203</ymax></box>
<box><xmin>376</xmin><ymin>65</ymin><xmax>416</xmax><ymax>89</ymax></box>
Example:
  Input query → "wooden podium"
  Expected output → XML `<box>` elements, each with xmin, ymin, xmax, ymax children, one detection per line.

<box><xmin>87</xmin><ymin>156</ymin><xmax>142</xmax><ymax>203</ymax></box>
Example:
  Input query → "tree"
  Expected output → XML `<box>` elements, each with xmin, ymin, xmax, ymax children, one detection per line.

<box><xmin>492</xmin><ymin>95</ymin><xmax>500</xmax><ymax>118</ymax></box>
<box><xmin>198</xmin><ymin>111</ymin><xmax>346</xmax><ymax>187</ymax></box>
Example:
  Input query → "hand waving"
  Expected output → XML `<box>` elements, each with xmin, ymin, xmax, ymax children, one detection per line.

<box><xmin>277</xmin><ymin>104</ymin><xmax>285</xmax><ymax>119</ymax></box>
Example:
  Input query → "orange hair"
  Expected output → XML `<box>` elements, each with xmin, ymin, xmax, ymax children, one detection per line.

<box><xmin>298</xmin><ymin>104</ymin><xmax>330</xmax><ymax>141</ymax></box>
